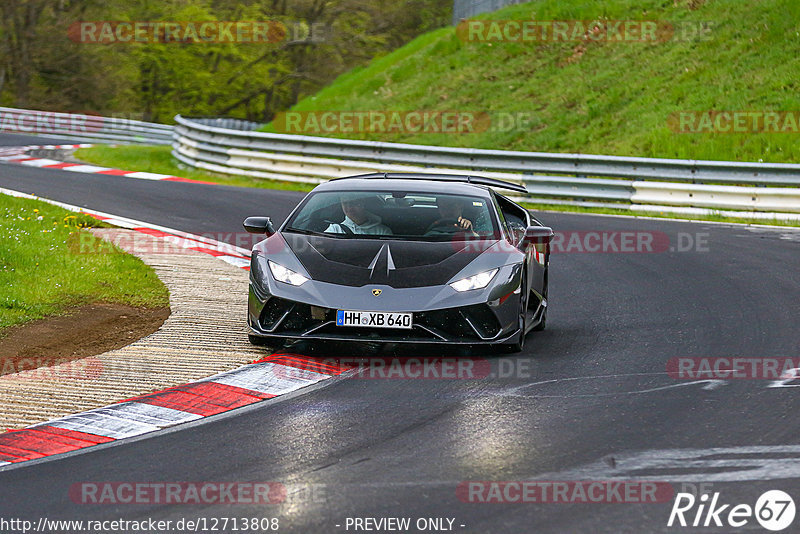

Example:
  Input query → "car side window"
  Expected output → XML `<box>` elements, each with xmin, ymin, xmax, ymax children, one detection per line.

<box><xmin>495</xmin><ymin>194</ymin><xmax>529</xmax><ymax>245</ymax></box>
<box><xmin>489</xmin><ymin>192</ymin><xmax>513</xmax><ymax>242</ymax></box>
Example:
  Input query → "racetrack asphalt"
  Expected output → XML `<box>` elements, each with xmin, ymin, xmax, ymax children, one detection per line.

<box><xmin>1</xmin><ymin>133</ymin><xmax>799</xmax><ymax>533</ymax></box>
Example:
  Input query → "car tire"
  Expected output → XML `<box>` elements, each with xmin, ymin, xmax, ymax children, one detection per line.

<box><xmin>248</xmin><ymin>334</ymin><xmax>269</xmax><ymax>346</ymax></box>
<box><xmin>533</xmin><ymin>270</ymin><xmax>548</xmax><ymax>332</ymax></box>
<box><xmin>500</xmin><ymin>331</ymin><xmax>525</xmax><ymax>354</ymax></box>
<box><xmin>533</xmin><ymin>306</ymin><xmax>546</xmax><ymax>331</ymax></box>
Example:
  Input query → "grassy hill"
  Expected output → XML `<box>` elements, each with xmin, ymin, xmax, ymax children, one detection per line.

<box><xmin>261</xmin><ymin>0</ymin><xmax>800</xmax><ymax>163</ymax></box>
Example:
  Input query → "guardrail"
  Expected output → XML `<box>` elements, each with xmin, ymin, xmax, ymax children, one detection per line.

<box><xmin>172</xmin><ymin>115</ymin><xmax>800</xmax><ymax>219</ymax></box>
<box><xmin>0</xmin><ymin>107</ymin><xmax>173</xmax><ymax>145</ymax></box>
<box><xmin>452</xmin><ymin>0</ymin><xmax>528</xmax><ymax>25</ymax></box>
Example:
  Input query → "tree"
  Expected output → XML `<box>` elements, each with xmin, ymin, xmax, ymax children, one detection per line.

<box><xmin>0</xmin><ymin>0</ymin><xmax>451</xmax><ymax>120</ymax></box>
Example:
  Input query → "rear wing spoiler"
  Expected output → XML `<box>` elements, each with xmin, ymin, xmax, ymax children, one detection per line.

<box><xmin>332</xmin><ymin>172</ymin><xmax>528</xmax><ymax>194</ymax></box>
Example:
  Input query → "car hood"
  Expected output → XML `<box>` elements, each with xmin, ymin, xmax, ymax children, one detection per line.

<box><xmin>283</xmin><ymin>232</ymin><xmax>497</xmax><ymax>288</ymax></box>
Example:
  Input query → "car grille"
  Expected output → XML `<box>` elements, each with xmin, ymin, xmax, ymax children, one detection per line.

<box><xmin>259</xmin><ymin>298</ymin><xmax>318</xmax><ymax>332</ymax></box>
<box><xmin>416</xmin><ymin>304</ymin><xmax>501</xmax><ymax>340</ymax></box>
<box><xmin>259</xmin><ymin>298</ymin><xmax>501</xmax><ymax>341</ymax></box>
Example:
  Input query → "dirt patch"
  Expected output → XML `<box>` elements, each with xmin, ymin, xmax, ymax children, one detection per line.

<box><xmin>0</xmin><ymin>303</ymin><xmax>170</xmax><ymax>376</ymax></box>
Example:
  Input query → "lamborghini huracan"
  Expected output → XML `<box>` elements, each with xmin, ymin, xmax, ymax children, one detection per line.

<box><xmin>244</xmin><ymin>173</ymin><xmax>553</xmax><ymax>352</ymax></box>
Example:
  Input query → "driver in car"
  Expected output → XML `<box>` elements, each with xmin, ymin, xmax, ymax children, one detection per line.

<box><xmin>426</xmin><ymin>196</ymin><xmax>477</xmax><ymax>235</ymax></box>
<box><xmin>325</xmin><ymin>195</ymin><xmax>392</xmax><ymax>235</ymax></box>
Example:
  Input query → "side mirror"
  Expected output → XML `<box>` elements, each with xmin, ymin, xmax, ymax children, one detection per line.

<box><xmin>521</xmin><ymin>225</ymin><xmax>554</xmax><ymax>246</ymax></box>
<box><xmin>243</xmin><ymin>216</ymin><xmax>276</xmax><ymax>236</ymax></box>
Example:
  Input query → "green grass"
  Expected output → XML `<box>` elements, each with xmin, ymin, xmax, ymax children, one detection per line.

<box><xmin>73</xmin><ymin>146</ymin><xmax>315</xmax><ymax>193</ymax></box>
<box><xmin>260</xmin><ymin>0</ymin><xmax>800</xmax><ymax>164</ymax></box>
<box><xmin>0</xmin><ymin>194</ymin><xmax>170</xmax><ymax>333</ymax></box>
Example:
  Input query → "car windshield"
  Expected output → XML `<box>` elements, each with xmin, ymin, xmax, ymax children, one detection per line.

<box><xmin>284</xmin><ymin>190</ymin><xmax>500</xmax><ymax>241</ymax></box>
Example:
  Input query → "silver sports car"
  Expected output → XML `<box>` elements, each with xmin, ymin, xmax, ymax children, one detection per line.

<box><xmin>243</xmin><ymin>173</ymin><xmax>553</xmax><ymax>352</ymax></box>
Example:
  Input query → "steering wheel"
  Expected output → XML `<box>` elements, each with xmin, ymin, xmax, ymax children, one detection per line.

<box><xmin>425</xmin><ymin>218</ymin><xmax>464</xmax><ymax>235</ymax></box>
<box><xmin>324</xmin><ymin>219</ymin><xmax>354</xmax><ymax>235</ymax></box>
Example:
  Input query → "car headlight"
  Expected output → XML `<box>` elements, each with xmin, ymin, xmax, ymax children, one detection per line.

<box><xmin>268</xmin><ymin>260</ymin><xmax>309</xmax><ymax>286</ymax></box>
<box><xmin>449</xmin><ymin>268</ymin><xmax>498</xmax><ymax>292</ymax></box>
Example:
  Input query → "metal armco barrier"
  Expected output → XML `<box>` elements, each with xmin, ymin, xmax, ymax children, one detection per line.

<box><xmin>0</xmin><ymin>107</ymin><xmax>173</xmax><ymax>145</ymax></box>
<box><xmin>452</xmin><ymin>0</ymin><xmax>528</xmax><ymax>25</ymax></box>
<box><xmin>173</xmin><ymin>115</ymin><xmax>800</xmax><ymax>219</ymax></box>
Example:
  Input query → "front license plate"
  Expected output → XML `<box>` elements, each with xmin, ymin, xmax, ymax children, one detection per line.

<box><xmin>336</xmin><ymin>310</ymin><xmax>413</xmax><ymax>329</ymax></box>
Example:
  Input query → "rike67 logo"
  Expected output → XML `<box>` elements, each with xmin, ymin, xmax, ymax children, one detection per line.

<box><xmin>668</xmin><ymin>490</ymin><xmax>796</xmax><ymax>531</ymax></box>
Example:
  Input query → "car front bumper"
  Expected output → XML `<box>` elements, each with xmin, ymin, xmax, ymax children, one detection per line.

<box><xmin>247</xmin><ymin>264</ymin><xmax>523</xmax><ymax>345</ymax></box>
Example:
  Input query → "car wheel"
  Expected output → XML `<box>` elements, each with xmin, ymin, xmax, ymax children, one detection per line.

<box><xmin>248</xmin><ymin>334</ymin><xmax>269</xmax><ymax>346</ymax></box>
<box><xmin>533</xmin><ymin>305</ymin><xmax>547</xmax><ymax>332</ymax></box>
<box><xmin>533</xmin><ymin>269</ymin><xmax>548</xmax><ymax>332</ymax></box>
